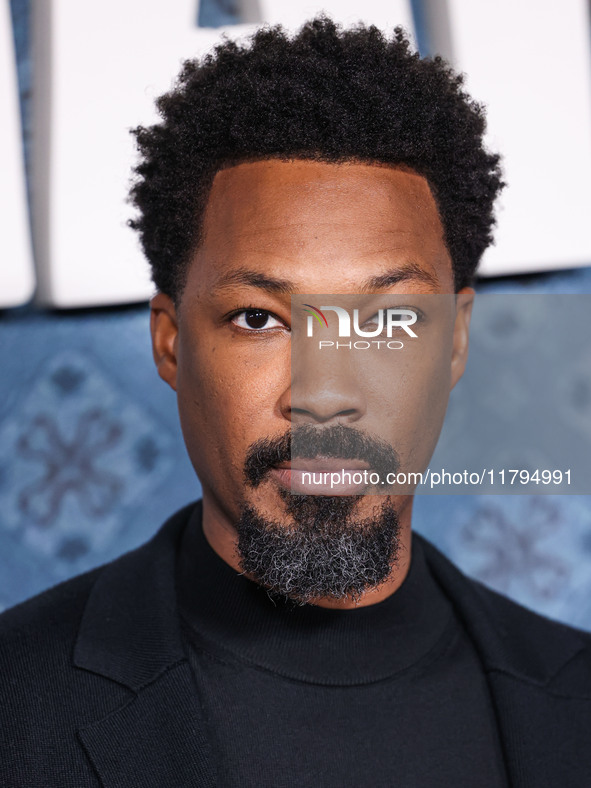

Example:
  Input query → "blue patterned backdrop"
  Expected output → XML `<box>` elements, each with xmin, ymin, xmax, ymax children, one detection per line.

<box><xmin>3</xmin><ymin>0</ymin><xmax>591</xmax><ymax>631</ymax></box>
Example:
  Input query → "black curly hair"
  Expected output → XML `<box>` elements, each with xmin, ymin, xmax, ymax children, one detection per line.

<box><xmin>129</xmin><ymin>16</ymin><xmax>504</xmax><ymax>303</ymax></box>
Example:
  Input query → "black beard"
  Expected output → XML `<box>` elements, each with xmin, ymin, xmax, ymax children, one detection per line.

<box><xmin>235</xmin><ymin>495</ymin><xmax>401</xmax><ymax>606</ymax></box>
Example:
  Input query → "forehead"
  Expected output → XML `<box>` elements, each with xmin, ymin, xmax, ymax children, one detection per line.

<box><xmin>192</xmin><ymin>158</ymin><xmax>453</xmax><ymax>293</ymax></box>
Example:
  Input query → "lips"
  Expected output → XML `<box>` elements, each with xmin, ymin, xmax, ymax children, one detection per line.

<box><xmin>276</xmin><ymin>457</ymin><xmax>369</xmax><ymax>473</ymax></box>
<box><xmin>271</xmin><ymin>457</ymin><xmax>372</xmax><ymax>495</ymax></box>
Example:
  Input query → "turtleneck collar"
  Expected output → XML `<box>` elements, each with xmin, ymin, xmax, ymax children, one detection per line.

<box><xmin>177</xmin><ymin>502</ymin><xmax>453</xmax><ymax>686</ymax></box>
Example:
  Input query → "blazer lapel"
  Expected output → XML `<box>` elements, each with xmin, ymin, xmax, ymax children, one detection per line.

<box><xmin>73</xmin><ymin>502</ymin><xmax>217</xmax><ymax>787</ymax></box>
<box><xmin>77</xmin><ymin>660</ymin><xmax>216</xmax><ymax>787</ymax></box>
<box><xmin>418</xmin><ymin>533</ymin><xmax>591</xmax><ymax>788</ymax></box>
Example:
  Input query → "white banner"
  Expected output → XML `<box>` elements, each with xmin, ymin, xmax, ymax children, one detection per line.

<box><xmin>31</xmin><ymin>0</ymin><xmax>413</xmax><ymax>307</ymax></box>
<box><xmin>0</xmin><ymin>1</ymin><xmax>34</xmax><ymax>308</ymax></box>
<box><xmin>423</xmin><ymin>0</ymin><xmax>591</xmax><ymax>276</ymax></box>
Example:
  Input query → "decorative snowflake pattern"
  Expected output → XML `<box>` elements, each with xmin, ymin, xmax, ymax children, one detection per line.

<box><xmin>0</xmin><ymin>351</ymin><xmax>173</xmax><ymax>564</ymax></box>
<box><xmin>460</xmin><ymin>497</ymin><xmax>569</xmax><ymax>600</ymax></box>
<box><xmin>16</xmin><ymin>409</ymin><xmax>123</xmax><ymax>527</ymax></box>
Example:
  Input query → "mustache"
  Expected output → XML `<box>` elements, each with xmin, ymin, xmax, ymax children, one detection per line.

<box><xmin>244</xmin><ymin>424</ymin><xmax>400</xmax><ymax>488</ymax></box>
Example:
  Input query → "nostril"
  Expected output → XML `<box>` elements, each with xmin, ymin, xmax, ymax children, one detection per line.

<box><xmin>289</xmin><ymin>407</ymin><xmax>362</xmax><ymax>425</ymax></box>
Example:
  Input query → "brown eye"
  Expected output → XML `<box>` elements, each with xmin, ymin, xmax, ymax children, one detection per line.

<box><xmin>231</xmin><ymin>309</ymin><xmax>284</xmax><ymax>331</ymax></box>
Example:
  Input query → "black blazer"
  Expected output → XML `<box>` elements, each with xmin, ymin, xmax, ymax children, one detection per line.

<box><xmin>1</xmin><ymin>500</ymin><xmax>590</xmax><ymax>787</ymax></box>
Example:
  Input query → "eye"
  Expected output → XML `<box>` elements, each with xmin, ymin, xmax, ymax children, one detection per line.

<box><xmin>231</xmin><ymin>309</ymin><xmax>285</xmax><ymax>331</ymax></box>
<box><xmin>362</xmin><ymin>312</ymin><xmax>383</xmax><ymax>329</ymax></box>
<box><xmin>361</xmin><ymin>308</ymin><xmax>421</xmax><ymax>332</ymax></box>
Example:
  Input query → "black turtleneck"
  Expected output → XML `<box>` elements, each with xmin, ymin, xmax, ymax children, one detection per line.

<box><xmin>177</xmin><ymin>504</ymin><xmax>508</xmax><ymax>787</ymax></box>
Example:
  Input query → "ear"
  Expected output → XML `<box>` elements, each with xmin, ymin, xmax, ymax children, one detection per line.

<box><xmin>450</xmin><ymin>287</ymin><xmax>474</xmax><ymax>390</ymax></box>
<box><xmin>150</xmin><ymin>293</ymin><xmax>179</xmax><ymax>391</ymax></box>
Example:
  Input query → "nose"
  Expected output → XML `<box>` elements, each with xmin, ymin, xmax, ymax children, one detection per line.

<box><xmin>280</xmin><ymin>348</ymin><xmax>367</xmax><ymax>425</ymax></box>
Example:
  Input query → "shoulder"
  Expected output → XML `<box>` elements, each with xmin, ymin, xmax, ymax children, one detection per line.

<box><xmin>0</xmin><ymin>502</ymin><xmax>194</xmax><ymax>659</ymax></box>
<box><xmin>416</xmin><ymin>531</ymin><xmax>591</xmax><ymax>695</ymax></box>
<box><xmin>0</xmin><ymin>563</ymin><xmax>101</xmax><ymax>646</ymax></box>
<box><xmin>0</xmin><ymin>501</ymin><xmax>194</xmax><ymax>696</ymax></box>
<box><xmin>0</xmin><ymin>501</ymin><xmax>196</xmax><ymax>786</ymax></box>
<box><xmin>0</xmin><ymin>557</ymin><xmax>133</xmax><ymax>709</ymax></box>
<box><xmin>0</xmin><ymin>562</ymin><xmax>132</xmax><ymax>785</ymax></box>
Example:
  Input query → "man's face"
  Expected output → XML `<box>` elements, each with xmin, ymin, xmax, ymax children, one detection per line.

<box><xmin>151</xmin><ymin>159</ymin><xmax>472</xmax><ymax>603</ymax></box>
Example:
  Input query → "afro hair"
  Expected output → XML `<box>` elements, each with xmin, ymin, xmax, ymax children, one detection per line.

<box><xmin>129</xmin><ymin>16</ymin><xmax>504</xmax><ymax>302</ymax></box>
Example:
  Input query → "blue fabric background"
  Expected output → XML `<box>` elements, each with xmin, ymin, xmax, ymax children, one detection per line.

<box><xmin>3</xmin><ymin>0</ymin><xmax>591</xmax><ymax>631</ymax></box>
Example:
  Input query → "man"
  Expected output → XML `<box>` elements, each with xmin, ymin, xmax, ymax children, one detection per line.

<box><xmin>1</xmin><ymin>16</ymin><xmax>590</xmax><ymax>788</ymax></box>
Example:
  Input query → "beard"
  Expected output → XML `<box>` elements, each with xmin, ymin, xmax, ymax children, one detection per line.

<box><xmin>235</xmin><ymin>425</ymin><xmax>402</xmax><ymax>605</ymax></box>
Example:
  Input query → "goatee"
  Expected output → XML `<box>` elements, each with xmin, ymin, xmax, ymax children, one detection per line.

<box><xmin>235</xmin><ymin>495</ymin><xmax>401</xmax><ymax>605</ymax></box>
<box><xmin>237</xmin><ymin>424</ymin><xmax>402</xmax><ymax>605</ymax></box>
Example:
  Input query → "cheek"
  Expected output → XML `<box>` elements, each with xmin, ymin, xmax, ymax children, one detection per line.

<box><xmin>403</xmin><ymin>343</ymin><xmax>453</xmax><ymax>466</ymax></box>
<box><xmin>364</xmin><ymin>339</ymin><xmax>453</xmax><ymax>466</ymax></box>
<box><xmin>176</xmin><ymin>333</ymin><xmax>290</xmax><ymax>464</ymax></box>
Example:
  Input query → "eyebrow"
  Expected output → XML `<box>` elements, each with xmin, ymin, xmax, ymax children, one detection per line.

<box><xmin>213</xmin><ymin>268</ymin><xmax>294</xmax><ymax>294</ymax></box>
<box><xmin>360</xmin><ymin>262</ymin><xmax>439</xmax><ymax>291</ymax></box>
<box><xmin>212</xmin><ymin>263</ymin><xmax>439</xmax><ymax>294</ymax></box>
